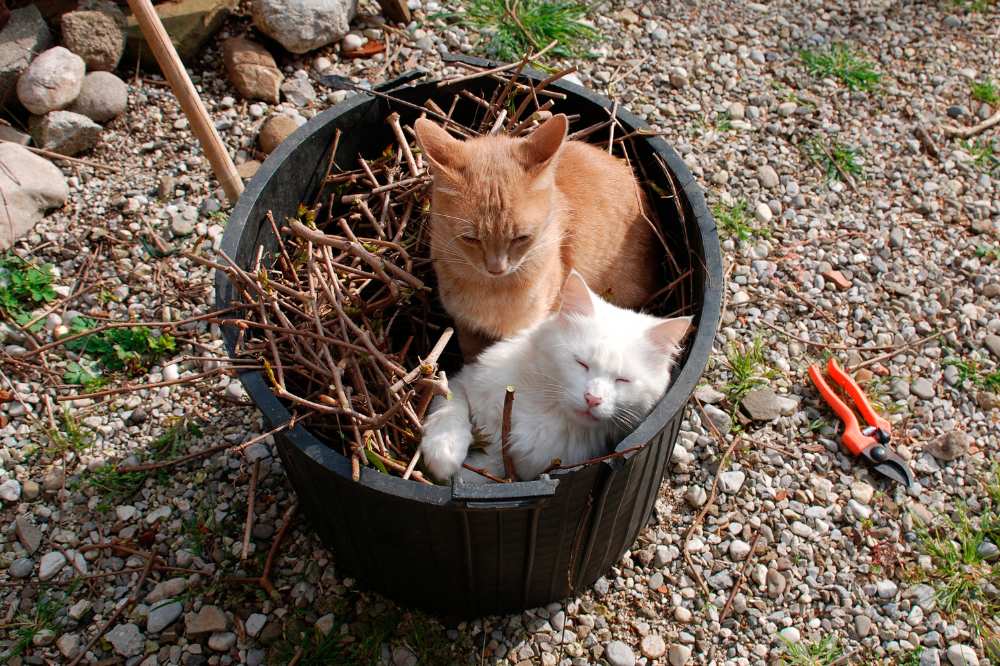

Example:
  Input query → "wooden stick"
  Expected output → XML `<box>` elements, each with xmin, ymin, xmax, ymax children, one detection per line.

<box><xmin>125</xmin><ymin>0</ymin><xmax>243</xmax><ymax>203</ymax></box>
<box><xmin>0</xmin><ymin>139</ymin><xmax>121</xmax><ymax>173</ymax></box>
<box><xmin>436</xmin><ymin>40</ymin><xmax>559</xmax><ymax>87</ymax></box>
<box><xmin>500</xmin><ymin>386</ymin><xmax>516</xmax><ymax>481</ymax></box>
<box><xmin>943</xmin><ymin>107</ymin><xmax>1000</xmax><ymax>138</ymax></box>
<box><xmin>241</xmin><ymin>460</ymin><xmax>260</xmax><ymax>560</ymax></box>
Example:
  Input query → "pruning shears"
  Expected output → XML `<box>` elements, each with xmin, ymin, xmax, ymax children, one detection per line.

<box><xmin>808</xmin><ymin>358</ymin><xmax>915</xmax><ymax>489</ymax></box>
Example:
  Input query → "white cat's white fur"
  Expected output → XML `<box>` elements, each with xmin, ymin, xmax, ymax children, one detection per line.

<box><xmin>420</xmin><ymin>270</ymin><xmax>692</xmax><ymax>483</ymax></box>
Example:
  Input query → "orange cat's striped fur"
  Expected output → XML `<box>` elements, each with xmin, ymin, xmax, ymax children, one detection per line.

<box><xmin>414</xmin><ymin>113</ymin><xmax>658</xmax><ymax>358</ymax></box>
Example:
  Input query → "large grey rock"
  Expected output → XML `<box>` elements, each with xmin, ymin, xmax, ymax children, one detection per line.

<box><xmin>0</xmin><ymin>143</ymin><xmax>69</xmax><ymax>250</ymax></box>
<box><xmin>16</xmin><ymin>47</ymin><xmax>85</xmax><ymax>115</ymax></box>
<box><xmin>740</xmin><ymin>387</ymin><xmax>782</xmax><ymax>421</ymax></box>
<box><xmin>38</xmin><ymin>551</ymin><xmax>66</xmax><ymax>581</ymax></box>
<box><xmin>604</xmin><ymin>640</ymin><xmax>636</xmax><ymax>666</ymax></box>
<box><xmin>70</xmin><ymin>71</ymin><xmax>128</xmax><ymax>123</ymax></box>
<box><xmin>251</xmin><ymin>0</ymin><xmax>358</xmax><ymax>54</ymax></box>
<box><xmin>926</xmin><ymin>430</ymin><xmax>970</xmax><ymax>462</ymax></box>
<box><xmin>15</xmin><ymin>515</ymin><xmax>42</xmax><ymax>554</ymax></box>
<box><xmin>946</xmin><ymin>645</ymin><xmax>979</xmax><ymax>666</ymax></box>
<box><xmin>185</xmin><ymin>605</ymin><xmax>227</xmax><ymax>635</ymax></box>
<box><xmin>106</xmin><ymin>623</ymin><xmax>144</xmax><ymax>657</ymax></box>
<box><xmin>125</xmin><ymin>0</ymin><xmax>236</xmax><ymax>66</ymax></box>
<box><xmin>222</xmin><ymin>37</ymin><xmax>282</xmax><ymax>103</ymax></box>
<box><xmin>30</xmin><ymin>111</ymin><xmax>101</xmax><ymax>156</ymax></box>
<box><xmin>147</xmin><ymin>600</ymin><xmax>183</xmax><ymax>633</ymax></box>
<box><xmin>60</xmin><ymin>8</ymin><xmax>125</xmax><ymax>71</ymax></box>
<box><xmin>0</xmin><ymin>6</ymin><xmax>53</xmax><ymax>105</ymax></box>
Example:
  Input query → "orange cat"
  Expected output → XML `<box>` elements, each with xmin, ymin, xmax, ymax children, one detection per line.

<box><xmin>414</xmin><ymin>113</ymin><xmax>658</xmax><ymax>358</ymax></box>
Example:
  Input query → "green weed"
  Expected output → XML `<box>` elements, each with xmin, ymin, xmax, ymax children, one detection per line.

<box><xmin>971</xmin><ymin>80</ymin><xmax>999</xmax><ymax>105</ymax></box>
<box><xmin>944</xmin><ymin>355</ymin><xmax>1000</xmax><ymax>392</ymax></box>
<box><xmin>804</xmin><ymin>137</ymin><xmax>863</xmax><ymax>182</ymax></box>
<box><xmin>448</xmin><ymin>0</ymin><xmax>599</xmax><ymax>62</ymax></box>
<box><xmin>953</xmin><ymin>0</ymin><xmax>998</xmax><ymax>12</ymax></box>
<box><xmin>800</xmin><ymin>44</ymin><xmax>881</xmax><ymax>91</ymax></box>
<box><xmin>48</xmin><ymin>407</ymin><xmax>93</xmax><ymax>455</ymax></box>
<box><xmin>959</xmin><ymin>138</ymin><xmax>1000</xmax><ymax>174</ymax></box>
<box><xmin>900</xmin><ymin>647</ymin><xmax>925</xmax><ymax>666</ymax></box>
<box><xmin>912</xmin><ymin>467</ymin><xmax>1000</xmax><ymax>651</ymax></box>
<box><xmin>9</xmin><ymin>590</ymin><xmax>64</xmax><ymax>657</ymax></box>
<box><xmin>64</xmin><ymin>317</ymin><xmax>176</xmax><ymax>384</ymax></box>
<box><xmin>723</xmin><ymin>336</ymin><xmax>776</xmax><ymax>406</ymax></box>
<box><xmin>0</xmin><ymin>254</ymin><xmax>57</xmax><ymax>322</ymax></box>
<box><xmin>711</xmin><ymin>201</ymin><xmax>769</xmax><ymax>242</ymax></box>
<box><xmin>779</xmin><ymin>635</ymin><xmax>842</xmax><ymax>666</ymax></box>
<box><xmin>716</xmin><ymin>111</ymin><xmax>733</xmax><ymax>132</ymax></box>
<box><xmin>977</xmin><ymin>244</ymin><xmax>1000</xmax><ymax>262</ymax></box>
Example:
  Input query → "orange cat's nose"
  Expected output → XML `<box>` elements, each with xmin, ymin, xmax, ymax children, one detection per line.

<box><xmin>487</xmin><ymin>267</ymin><xmax>506</xmax><ymax>276</ymax></box>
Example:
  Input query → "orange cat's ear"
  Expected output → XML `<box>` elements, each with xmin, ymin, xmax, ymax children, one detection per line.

<box><xmin>647</xmin><ymin>316</ymin><xmax>694</xmax><ymax>355</ymax></box>
<box><xmin>557</xmin><ymin>269</ymin><xmax>594</xmax><ymax>319</ymax></box>
<box><xmin>414</xmin><ymin>118</ymin><xmax>465</xmax><ymax>178</ymax></box>
<box><xmin>519</xmin><ymin>113</ymin><xmax>568</xmax><ymax>172</ymax></box>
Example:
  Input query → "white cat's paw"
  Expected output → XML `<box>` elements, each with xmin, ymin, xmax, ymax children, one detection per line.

<box><xmin>420</xmin><ymin>421</ymin><xmax>473</xmax><ymax>481</ymax></box>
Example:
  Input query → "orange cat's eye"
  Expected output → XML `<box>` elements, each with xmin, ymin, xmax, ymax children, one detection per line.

<box><xmin>576</xmin><ymin>359</ymin><xmax>589</xmax><ymax>371</ymax></box>
<box><xmin>460</xmin><ymin>235</ymin><xmax>480</xmax><ymax>244</ymax></box>
<box><xmin>512</xmin><ymin>235</ymin><xmax>532</xmax><ymax>244</ymax></box>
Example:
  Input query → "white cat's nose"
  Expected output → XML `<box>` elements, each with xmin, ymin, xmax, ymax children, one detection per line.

<box><xmin>584</xmin><ymin>392</ymin><xmax>602</xmax><ymax>408</ymax></box>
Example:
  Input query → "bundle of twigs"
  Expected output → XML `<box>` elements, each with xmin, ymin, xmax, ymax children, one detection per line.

<box><xmin>212</xmin><ymin>50</ymin><xmax>692</xmax><ymax>484</ymax></box>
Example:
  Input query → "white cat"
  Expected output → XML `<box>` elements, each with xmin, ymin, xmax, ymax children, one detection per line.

<box><xmin>420</xmin><ymin>270</ymin><xmax>693</xmax><ymax>483</ymax></box>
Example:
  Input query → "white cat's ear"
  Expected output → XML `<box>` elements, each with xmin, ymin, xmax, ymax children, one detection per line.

<box><xmin>557</xmin><ymin>270</ymin><xmax>595</xmax><ymax>319</ymax></box>
<box><xmin>414</xmin><ymin>118</ymin><xmax>465</xmax><ymax>179</ymax></box>
<box><xmin>647</xmin><ymin>316</ymin><xmax>694</xmax><ymax>354</ymax></box>
<box><xmin>519</xmin><ymin>113</ymin><xmax>567</xmax><ymax>172</ymax></box>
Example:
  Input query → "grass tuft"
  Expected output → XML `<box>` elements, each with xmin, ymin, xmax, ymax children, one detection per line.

<box><xmin>959</xmin><ymin>138</ymin><xmax>1000</xmax><ymax>174</ymax></box>
<box><xmin>451</xmin><ymin>0</ymin><xmax>599</xmax><ymax>62</ymax></box>
<box><xmin>800</xmin><ymin>44</ymin><xmax>881</xmax><ymax>91</ymax></box>
<box><xmin>64</xmin><ymin>317</ymin><xmax>176</xmax><ymax>386</ymax></box>
<box><xmin>48</xmin><ymin>407</ymin><xmax>93</xmax><ymax>456</ymax></box>
<box><xmin>912</xmin><ymin>466</ymin><xmax>1000</xmax><ymax>652</ymax></box>
<box><xmin>971</xmin><ymin>79</ymin><xmax>999</xmax><ymax>105</ymax></box>
<box><xmin>779</xmin><ymin>635</ymin><xmax>842</xmax><ymax>666</ymax></box>
<box><xmin>711</xmin><ymin>201</ymin><xmax>769</xmax><ymax>242</ymax></box>
<box><xmin>944</xmin><ymin>354</ymin><xmax>1000</xmax><ymax>393</ymax></box>
<box><xmin>722</xmin><ymin>336</ymin><xmax>776</xmax><ymax>406</ymax></box>
<box><xmin>804</xmin><ymin>137</ymin><xmax>863</xmax><ymax>182</ymax></box>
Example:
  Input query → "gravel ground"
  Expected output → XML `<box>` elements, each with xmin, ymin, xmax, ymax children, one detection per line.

<box><xmin>2</xmin><ymin>0</ymin><xmax>999</xmax><ymax>664</ymax></box>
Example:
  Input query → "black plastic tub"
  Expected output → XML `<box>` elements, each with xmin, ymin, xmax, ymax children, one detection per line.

<box><xmin>216</xmin><ymin>57</ymin><xmax>723</xmax><ymax>618</ymax></box>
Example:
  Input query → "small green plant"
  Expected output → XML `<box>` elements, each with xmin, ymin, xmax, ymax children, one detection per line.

<box><xmin>977</xmin><ymin>244</ymin><xmax>1000</xmax><ymax>262</ymax></box>
<box><xmin>716</xmin><ymin>111</ymin><xmax>733</xmax><ymax>132</ymax></box>
<box><xmin>804</xmin><ymin>137</ymin><xmax>863</xmax><ymax>182</ymax></box>
<box><xmin>912</xmin><ymin>466</ymin><xmax>1000</xmax><ymax>651</ymax></box>
<box><xmin>0</xmin><ymin>254</ymin><xmax>57</xmax><ymax>320</ymax></box>
<box><xmin>971</xmin><ymin>79</ymin><xmax>999</xmax><ymax>105</ymax></box>
<box><xmin>800</xmin><ymin>44</ymin><xmax>881</xmax><ymax>91</ymax></box>
<box><xmin>84</xmin><ymin>464</ymin><xmax>147</xmax><ymax>503</ymax></box>
<box><xmin>449</xmin><ymin>0</ymin><xmax>599</xmax><ymax>62</ymax></box>
<box><xmin>900</xmin><ymin>647</ymin><xmax>925</xmax><ymax>666</ymax></box>
<box><xmin>959</xmin><ymin>138</ymin><xmax>1000</xmax><ymax>174</ymax></box>
<box><xmin>723</xmin><ymin>336</ymin><xmax>776</xmax><ymax>406</ymax></box>
<box><xmin>944</xmin><ymin>355</ymin><xmax>1000</xmax><ymax>392</ymax></box>
<box><xmin>711</xmin><ymin>201</ymin><xmax>769</xmax><ymax>241</ymax></box>
<box><xmin>65</xmin><ymin>318</ymin><xmax>176</xmax><ymax>381</ymax></box>
<box><xmin>954</xmin><ymin>0</ymin><xmax>998</xmax><ymax>13</ymax></box>
<box><xmin>780</xmin><ymin>635</ymin><xmax>842</xmax><ymax>666</ymax></box>
<box><xmin>9</xmin><ymin>590</ymin><xmax>64</xmax><ymax>657</ymax></box>
<box><xmin>48</xmin><ymin>408</ymin><xmax>93</xmax><ymax>455</ymax></box>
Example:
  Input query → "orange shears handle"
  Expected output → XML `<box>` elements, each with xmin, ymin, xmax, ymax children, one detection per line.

<box><xmin>823</xmin><ymin>358</ymin><xmax>890</xmax><ymax>436</ymax></box>
<box><xmin>808</xmin><ymin>358</ymin><xmax>890</xmax><ymax>457</ymax></box>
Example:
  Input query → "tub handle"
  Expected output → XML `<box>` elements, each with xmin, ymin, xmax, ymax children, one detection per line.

<box><xmin>451</xmin><ymin>477</ymin><xmax>559</xmax><ymax>509</ymax></box>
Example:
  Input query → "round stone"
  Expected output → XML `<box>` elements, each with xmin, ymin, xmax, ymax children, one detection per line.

<box><xmin>16</xmin><ymin>47</ymin><xmax>85</xmax><ymax>115</ymax></box>
<box><xmin>641</xmin><ymin>634</ymin><xmax>666</xmax><ymax>659</ymax></box>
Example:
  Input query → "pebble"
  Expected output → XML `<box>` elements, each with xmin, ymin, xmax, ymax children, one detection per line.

<box><xmin>106</xmin><ymin>623</ymin><xmax>144</xmax><ymax>657</ymax></box>
<box><xmin>755</xmin><ymin>202</ymin><xmax>773</xmax><ymax>223</ymax></box>
<box><xmin>757</xmin><ymin>165</ymin><xmax>779</xmax><ymax>188</ymax></box>
<box><xmin>315</xmin><ymin>613</ymin><xmax>335</xmax><ymax>636</ymax></box>
<box><xmin>850</xmin><ymin>481</ymin><xmax>875</xmax><ymax>504</ymax></box>
<box><xmin>779</xmin><ymin>627</ymin><xmax>801</xmax><ymax>643</ymax></box>
<box><xmin>70</xmin><ymin>71</ymin><xmax>128</xmax><ymax>123</ymax></box>
<box><xmin>740</xmin><ymin>387</ymin><xmax>782</xmax><ymax>421</ymax></box>
<box><xmin>245</xmin><ymin>613</ymin><xmax>267</xmax><ymax>637</ymax></box>
<box><xmin>684</xmin><ymin>485</ymin><xmax>707</xmax><ymax>508</ymax></box>
<box><xmin>876</xmin><ymin>579</ymin><xmax>899</xmax><ymax>599</ymax></box>
<box><xmin>766</xmin><ymin>568</ymin><xmax>787</xmax><ymax>597</ymax></box>
<box><xmin>945</xmin><ymin>645</ymin><xmax>979</xmax><ymax>666</ymax></box>
<box><xmin>926</xmin><ymin>431</ymin><xmax>970</xmax><ymax>461</ymax></box>
<box><xmin>911</xmin><ymin>378</ymin><xmax>935</xmax><ymax>400</ymax></box>
<box><xmin>259</xmin><ymin>114</ymin><xmax>299</xmax><ymax>154</ymax></box>
<box><xmin>186</xmin><ymin>605</ymin><xmax>227</xmax><ymax>635</ymax></box>
<box><xmin>208</xmin><ymin>631</ymin><xmax>237</xmax><ymax>651</ymax></box>
<box><xmin>605</xmin><ymin>640</ymin><xmax>636</xmax><ymax>666</ymax></box>
<box><xmin>668</xmin><ymin>644</ymin><xmax>692</xmax><ymax>666</ymax></box>
<box><xmin>693</xmin><ymin>385</ymin><xmax>725</xmax><ymax>404</ymax></box>
<box><xmin>0</xmin><ymin>478</ymin><xmax>21</xmax><ymax>501</ymax></box>
<box><xmin>56</xmin><ymin>632</ymin><xmax>80</xmax><ymax>658</ymax></box>
<box><xmin>922</xmin><ymin>648</ymin><xmax>942</xmax><ymax>666</ymax></box>
<box><xmin>33</xmin><ymin>628</ymin><xmax>55</xmax><ymax>646</ymax></box>
<box><xmin>854</xmin><ymin>615</ymin><xmax>873</xmax><ymax>638</ymax></box>
<box><xmin>16</xmin><ymin>47</ymin><xmax>85</xmax><ymax>115</ymax></box>
<box><xmin>719</xmin><ymin>471</ymin><xmax>746</xmax><ymax>494</ymax></box>
<box><xmin>148</xmin><ymin>600</ymin><xmax>184</xmax><ymax>633</ymax></box>
<box><xmin>10</xmin><ymin>557</ymin><xmax>33</xmax><ymax>578</ymax></box>
<box><xmin>38</xmin><ymin>551</ymin><xmax>66</xmax><ymax>580</ymax></box>
<box><xmin>729</xmin><ymin>539</ymin><xmax>752</xmax><ymax>561</ymax></box>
